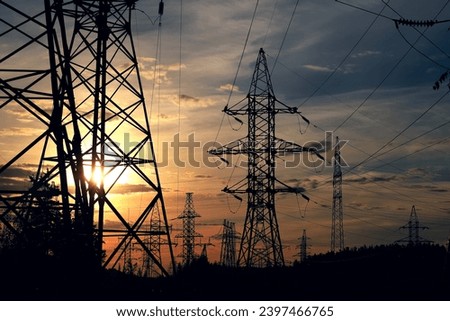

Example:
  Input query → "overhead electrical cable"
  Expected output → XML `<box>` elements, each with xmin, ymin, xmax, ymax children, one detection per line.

<box><xmin>262</xmin><ymin>0</ymin><xmax>279</xmax><ymax>48</ymax></box>
<box><xmin>343</xmin><ymin>89</ymin><xmax>450</xmax><ymax>173</ymax></box>
<box><xmin>395</xmin><ymin>28</ymin><xmax>450</xmax><ymax>70</ymax></box>
<box><xmin>372</xmin><ymin>118</ymin><xmax>450</xmax><ymax>161</ymax></box>
<box><xmin>384</xmin><ymin>0</ymin><xmax>450</xmax><ymax>69</ymax></box>
<box><xmin>213</xmin><ymin>0</ymin><xmax>260</xmax><ymax>145</ymax></box>
<box><xmin>176</xmin><ymin>0</ymin><xmax>183</xmax><ymax>213</ymax></box>
<box><xmin>334</xmin><ymin>0</ymin><xmax>394</xmax><ymax>20</ymax></box>
<box><xmin>298</xmin><ymin>1</ymin><xmax>390</xmax><ymax>109</ymax></box>
<box><xmin>271</xmin><ymin>0</ymin><xmax>300</xmax><ymax>75</ymax></box>
<box><xmin>334</xmin><ymin>0</ymin><xmax>450</xmax><ymax>132</ymax></box>
<box><xmin>371</xmin><ymin>136</ymin><xmax>450</xmax><ymax>172</ymax></box>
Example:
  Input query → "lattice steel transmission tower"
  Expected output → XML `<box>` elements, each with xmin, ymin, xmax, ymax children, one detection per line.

<box><xmin>0</xmin><ymin>0</ymin><xmax>175</xmax><ymax>276</ymax></box>
<box><xmin>175</xmin><ymin>192</ymin><xmax>202</xmax><ymax>266</ymax></box>
<box><xmin>198</xmin><ymin>238</ymin><xmax>214</xmax><ymax>261</ymax></box>
<box><xmin>298</xmin><ymin>229</ymin><xmax>310</xmax><ymax>263</ymax></box>
<box><xmin>140</xmin><ymin>204</ymin><xmax>170</xmax><ymax>277</ymax></box>
<box><xmin>219</xmin><ymin>219</ymin><xmax>237</xmax><ymax>267</ymax></box>
<box><xmin>331</xmin><ymin>136</ymin><xmax>344</xmax><ymax>253</ymax></box>
<box><xmin>396</xmin><ymin>205</ymin><xmax>431</xmax><ymax>245</ymax></box>
<box><xmin>210</xmin><ymin>48</ymin><xmax>319</xmax><ymax>268</ymax></box>
<box><xmin>121</xmin><ymin>238</ymin><xmax>136</xmax><ymax>275</ymax></box>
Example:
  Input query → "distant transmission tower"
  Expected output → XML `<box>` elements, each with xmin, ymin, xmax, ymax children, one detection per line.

<box><xmin>331</xmin><ymin>136</ymin><xmax>344</xmax><ymax>253</ymax></box>
<box><xmin>122</xmin><ymin>239</ymin><xmax>136</xmax><ymax>275</ymax></box>
<box><xmin>396</xmin><ymin>205</ymin><xmax>431</xmax><ymax>245</ymax></box>
<box><xmin>140</xmin><ymin>204</ymin><xmax>169</xmax><ymax>277</ymax></box>
<box><xmin>0</xmin><ymin>0</ymin><xmax>175</xmax><ymax>275</ymax></box>
<box><xmin>298</xmin><ymin>229</ymin><xmax>310</xmax><ymax>263</ymax></box>
<box><xmin>175</xmin><ymin>192</ymin><xmax>202</xmax><ymax>266</ymax></box>
<box><xmin>210</xmin><ymin>48</ymin><xmax>320</xmax><ymax>268</ymax></box>
<box><xmin>198</xmin><ymin>238</ymin><xmax>214</xmax><ymax>262</ymax></box>
<box><xmin>219</xmin><ymin>219</ymin><xmax>238</xmax><ymax>267</ymax></box>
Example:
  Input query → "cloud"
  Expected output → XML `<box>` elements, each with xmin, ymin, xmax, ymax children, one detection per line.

<box><xmin>345</xmin><ymin>173</ymin><xmax>398</xmax><ymax>185</ymax></box>
<box><xmin>348</xmin><ymin>201</ymin><xmax>385</xmax><ymax>211</ymax></box>
<box><xmin>302</xmin><ymin>63</ymin><xmax>358</xmax><ymax>75</ymax></box>
<box><xmin>351</xmin><ymin>50</ymin><xmax>382</xmax><ymax>58</ymax></box>
<box><xmin>5</xmin><ymin>108</ymin><xmax>35</xmax><ymax>123</ymax></box>
<box><xmin>195</xmin><ymin>175</ymin><xmax>213</xmax><ymax>179</ymax></box>
<box><xmin>0</xmin><ymin>164</ymin><xmax>36</xmax><ymax>178</ymax></box>
<box><xmin>110</xmin><ymin>184</ymin><xmax>153</xmax><ymax>194</ymax></box>
<box><xmin>3</xmin><ymin>101</ymin><xmax>53</xmax><ymax>123</ymax></box>
<box><xmin>284</xmin><ymin>178</ymin><xmax>319</xmax><ymax>190</ymax></box>
<box><xmin>302</xmin><ymin>64</ymin><xmax>334</xmax><ymax>73</ymax></box>
<box><xmin>169</xmin><ymin>94</ymin><xmax>217</xmax><ymax>108</ymax></box>
<box><xmin>180</xmin><ymin>94</ymin><xmax>200</xmax><ymax>103</ymax></box>
<box><xmin>0</xmin><ymin>164</ymin><xmax>37</xmax><ymax>190</ymax></box>
<box><xmin>139</xmin><ymin>62</ymin><xmax>186</xmax><ymax>85</ymax></box>
<box><xmin>0</xmin><ymin>127</ymin><xmax>44</xmax><ymax>137</ymax></box>
<box><xmin>219</xmin><ymin>83</ymin><xmax>241</xmax><ymax>93</ymax></box>
<box><xmin>403</xmin><ymin>168</ymin><xmax>433</xmax><ymax>180</ymax></box>
<box><xmin>103</xmin><ymin>219</ymin><xmax>126</xmax><ymax>230</ymax></box>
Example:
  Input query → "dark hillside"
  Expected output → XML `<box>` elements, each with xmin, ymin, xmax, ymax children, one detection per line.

<box><xmin>1</xmin><ymin>244</ymin><xmax>448</xmax><ymax>300</ymax></box>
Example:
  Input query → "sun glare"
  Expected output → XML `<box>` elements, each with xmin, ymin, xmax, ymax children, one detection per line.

<box><xmin>84</xmin><ymin>164</ymin><xmax>129</xmax><ymax>188</ymax></box>
<box><xmin>91</xmin><ymin>166</ymin><xmax>104</xmax><ymax>186</ymax></box>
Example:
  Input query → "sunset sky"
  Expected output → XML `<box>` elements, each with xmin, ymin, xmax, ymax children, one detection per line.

<box><xmin>2</xmin><ymin>0</ymin><xmax>450</xmax><ymax>265</ymax></box>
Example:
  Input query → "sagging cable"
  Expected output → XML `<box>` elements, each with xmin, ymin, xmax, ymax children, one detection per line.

<box><xmin>296</xmin><ymin>113</ymin><xmax>310</xmax><ymax>135</ymax></box>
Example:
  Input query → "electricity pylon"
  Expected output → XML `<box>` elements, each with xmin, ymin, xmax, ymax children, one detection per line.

<box><xmin>140</xmin><ymin>204</ymin><xmax>170</xmax><ymax>277</ymax></box>
<box><xmin>396</xmin><ymin>205</ymin><xmax>432</xmax><ymax>245</ymax></box>
<box><xmin>175</xmin><ymin>192</ymin><xmax>202</xmax><ymax>266</ymax></box>
<box><xmin>331</xmin><ymin>136</ymin><xmax>344</xmax><ymax>253</ymax></box>
<box><xmin>219</xmin><ymin>219</ymin><xmax>238</xmax><ymax>267</ymax></box>
<box><xmin>298</xmin><ymin>229</ymin><xmax>310</xmax><ymax>263</ymax></box>
<box><xmin>210</xmin><ymin>48</ymin><xmax>320</xmax><ymax>268</ymax></box>
<box><xmin>0</xmin><ymin>0</ymin><xmax>175</xmax><ymax>276</ymax></box>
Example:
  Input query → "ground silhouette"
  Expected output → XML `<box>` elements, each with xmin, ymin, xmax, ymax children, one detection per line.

<box><xmin>0</xmin><ymin>243</ymin><xmax>448</xmax><ymax>300</ymax></box>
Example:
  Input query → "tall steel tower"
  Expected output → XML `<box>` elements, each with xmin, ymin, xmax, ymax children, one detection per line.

<box><xmin>299</xmin><ymin>229</ymin><xmax>310</xmax><ymax>263</ymax></box>
<box><xmin>210</xmin><ymin>48</ymin><xmax>319</xmax><ymax>268</ymax></box>
<box><xmin>175</xmin><ymin>192</ymin><xmax>202</xmax><ymax>266</ymax></box>
<box><xmin>0</xmin><ymin>0</ymin><xmax>175</xmax><ymax>276</ymax></box>
<box><xmin>331</xmin><ymin>136</ymin><xmax>344</xmax><ymax>253</ymax></box>
<box><xmin>396</xmin><ymin>205</ymin><xmax>431</xmax><ymax>245</ymax></box>
<box><xmin>140</xmin><ymin>204</ymin><xmax>169</xmax><ymax>277</ymax></box>
<box><xmin>219</xmin><ymin>219</ymin><xmax>237</xmax><ymax>267</ymax></box>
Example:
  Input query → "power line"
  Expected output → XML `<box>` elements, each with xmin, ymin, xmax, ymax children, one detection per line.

<box><xmin>270</xmin><ymin>0</ymin><xmax>300</xmax><ymax>75</ymax></box>
<box><xmin>262</xmin><ymin>0</ymin><xmax>279</xmax><ymax>48</ymax></box>
<box><xmin>335</xmin><ymin>0</ymin><xmax>394</xmax><ymax>20</ymax></box>
<box><xmin>298</xmin><ymin>1</ymin><xmax>390</xmax><ymax>109</ymax></box>
<box><xmin>388</xmin><ymin>0</ymin><xmax>450</xmax><ymax>70</ymax></box>
<box><xmin>395</xmin><ymin>27</ymin><xmax>450</xmax><ymax>70</ymax></box>
<box><xmin>176</xmin><ymin>0</ymin><xmax>183</xmax><ymax>213</ymax></box>
<box><xmin>213</xmin><ymin>0</ymin><xmax>260</xmax><ymax>145</ymax></box>
<box><xmin>339</xmin><ymin>0</ymin><xmax>450</xmax><ymax>62</ymax></box>
<box><xmin>333</xmin><ymin>0</ymin><xmax>450</xmax><ymax>132</ymax></box>
<box><xmin>372</xmin><ymin>118</ymin><xmax>450</xmax><ymax>162</ymax></box>
<box><xmin>343</xmin><ymin>89</ymin><xmax>450</xmax><ymax>173</ymax></box>
<box><xmin>371</xmin><ymin>136</ymin><xmax>450</xmax><ymax>172</ymax></box>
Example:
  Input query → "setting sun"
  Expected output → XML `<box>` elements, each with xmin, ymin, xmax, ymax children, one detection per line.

<box><xmin>84</xmin><ymin>163</ymin><xmax>130</xmax><ymax>188</ymax></box>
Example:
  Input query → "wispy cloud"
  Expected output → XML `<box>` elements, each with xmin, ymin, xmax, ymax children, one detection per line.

<box><xmin>0</xmin><ymin>127</ymin><xmax>43</xmax><ymax>137</ymax></box>
<box><xmin>302</xmin><ymin>64</ymin><xmax>334</xmax><ymax>73</ymax></box>
<box><xmin>219</xmin><ymin>83</ymin><xmax>241</xmax><ymax>93</ymax></box>
<box><xmin>351</xmin><ymin>50</ymin><xmax>382</xmax><ymax>58</ymax></box>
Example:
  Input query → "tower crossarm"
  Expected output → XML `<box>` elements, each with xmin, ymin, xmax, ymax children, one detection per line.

<box><xmin>209</xmin><ymin>137</ymin><xmax>324</xmax><ymax>159</ymax></box>
<box><xmin>223</xmin><ymin>98</ymin><xmax>300</xmax><ymax>116</ymax></box>
<box><xmin>223</xmin><ymin>179</ymin><xmax>309</xmax><ymax>198</ymax></box>
<box><xmin>208</xmin><ymin>137</ymin><xmax>249</xmax><ymax>155</ymax></box>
